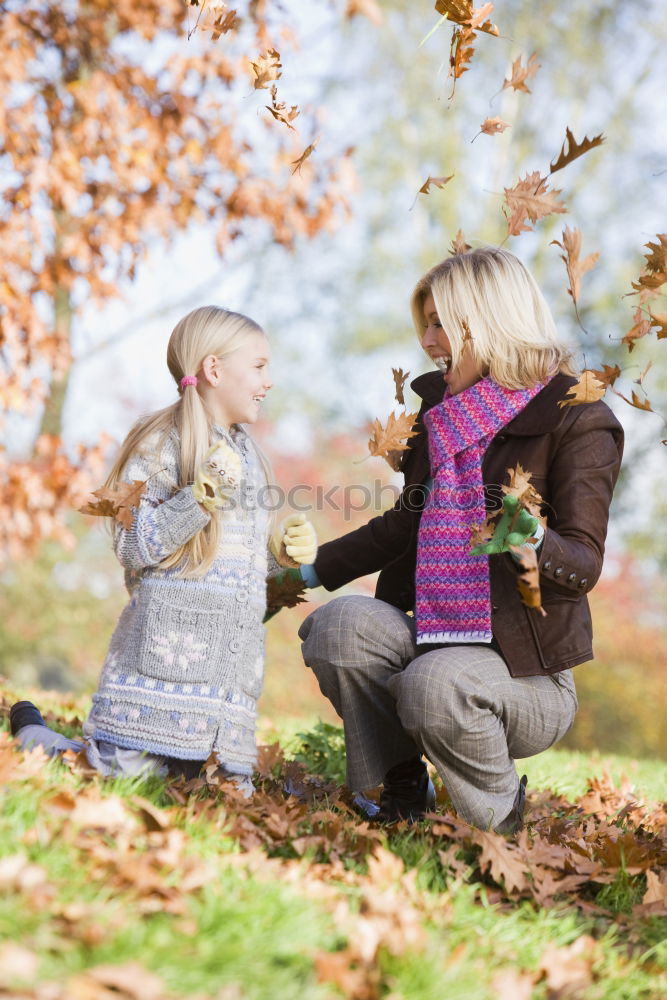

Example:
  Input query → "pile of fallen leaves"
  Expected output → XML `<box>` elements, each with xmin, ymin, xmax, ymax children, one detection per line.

<box><xmin>1</xmin><ymin>704</ymin><xmax>666</xmax><ymax>1000</ymax></box>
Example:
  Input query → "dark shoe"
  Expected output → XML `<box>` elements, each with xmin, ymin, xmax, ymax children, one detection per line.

<box><xmin>376</xmin><ymin>756</ymin><xmax>436</xmax><ymax>824</ymax></box>
<box><xmin>495</xmin><ymin>774</ymin><xmax>527</xmax><ymax>835</ymax></box>
<box><xmin>9</xmin><ymin>701</ymin><xmax>47</xmax><ymax>736</ymax></box>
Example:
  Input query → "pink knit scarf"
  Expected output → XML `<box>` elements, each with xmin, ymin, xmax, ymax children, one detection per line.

<box><xmin>415</xmin><ymin>376</ymin><xmax>548</xmax><ymax>645</ymax></box>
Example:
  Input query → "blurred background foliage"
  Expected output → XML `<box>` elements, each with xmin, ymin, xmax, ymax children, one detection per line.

<box><xmin>2</xmin><ymin>0</ymin><xmax>666</xmax><ymax>762</ymax></box>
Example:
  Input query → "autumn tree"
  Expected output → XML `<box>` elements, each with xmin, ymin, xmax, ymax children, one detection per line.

<box><xmin>0</xmin><ymin>0</ymin><xmax>352</xmax><ymax>565</ymax></box>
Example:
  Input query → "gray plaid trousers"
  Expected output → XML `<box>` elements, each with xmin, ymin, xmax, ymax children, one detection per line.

<box><xmin>299</xmin><ymin>595</ymin><xmax>577</xmax><ymax>830</ymax></box>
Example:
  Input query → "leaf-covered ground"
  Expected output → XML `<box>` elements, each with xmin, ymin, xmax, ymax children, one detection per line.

<box><xmin>1</xmin><ymin>685</ymin><xmax>666</xmax><ymax>1000</ymax></box>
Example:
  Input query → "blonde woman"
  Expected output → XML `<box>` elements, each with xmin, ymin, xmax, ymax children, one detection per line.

<box><xmin>11</xmin><ymin>306</ymin><xmax>316</xmax><ymax>794</ymax></box>
<box><xmin>297</xmin><ymin>247</ymin><xmax>623</xmax><ymax>832</ymax></box>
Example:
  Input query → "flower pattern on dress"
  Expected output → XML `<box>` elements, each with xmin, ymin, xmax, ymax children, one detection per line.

<box><xmin>151</xmin><ymin>632</ymin><xmax>207</xmax><ymax>672</ymax></box>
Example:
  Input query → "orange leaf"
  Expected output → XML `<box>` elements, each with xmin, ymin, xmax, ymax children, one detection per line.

<box><xmin>419</xmin><ymin>174</ymin><xmax>454</xmax><ymax>195</ymax></box>
<box><xmin>622</xmin><ymin>307</ymin><xmax>652</xmax><ymax>352</ymax></box>
<box><xmin>368</xmin><ymin>411</ymin><xmax>419</xmax><ymax>467</ymax></box>
<box><xmin>79</xmin><ymin>479</ymin><xmax>147</xmax><ymax>529</ymax></box>
<box><xmin>512</xmin><ymin>545</ymin><xmax>546</xmax><ymax>616</ymax></box>
<box><xmin>290</xmin><ymin>137</ymin><xmax>319</xmax><ymax>175</ymax></box>
<box><xmin>450</xmin><ymin>228</ymin><xmax>472</xmax><ymax>254</ymax></box>
<box><xmin>435</xmin><ymin>0</ymin><xmax>499</xmax><ymax>35</ymax></box>
<box><xmin>392</xmin><ymin>367</ymin><xmax>410</xmax><ymax>406</ymax></box>
<box><xmin>478</xmin><ymin>116</ymin><xmax>510</xmax><ymax>137</ymax></box>
<box><xmin>589</xmin><ymin>364</ymin><xmax>621</xmax><ymax>387</ymax></box>
<box><xmin>250</xmin><ymin>48</ymin><xmax>282</xmax><ymax>90</ymax></box>
<box><xmin>631</xmin><ymin>234</ymin><xmax>667</xmax><ymax>292</ymax></box>
<box><xmin>614</xmin><ymin>388</ymin><xmax>654</xmax><ymax>413</ymax></box>
<box><xmin>551</xmin><ymin>226</ymin><xmax>599</xmax><ymax>305</ymax></box>
<box><xmin>549</xmin><ymin>127</ymin><xmax>605</xmax><ymax>174</ymax></box>
<box><xmin>502</xmin><ymin>52</ymin><xmax>540</xmax><ymax>93</ymax></box>
<box><xmin>558</xmin><ymin>372</ymin><xmax>606</xmax><ymax>407</ymax></box>
<box><xmin>503</xmin><ymin>171</ymin><xmax>567</xmax><ymax>236</ymax></box>
<box><xmin>649</xmin><ymin>310</ymin><xmax>667</xmax><ymax>338</ymax></box>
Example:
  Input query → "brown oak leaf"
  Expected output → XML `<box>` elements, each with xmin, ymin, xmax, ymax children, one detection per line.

<box><xmin>502</xmin><ymin>463</ymin><xmax>544</xmax><ymax>517</ymax></box>
<box><xmin>250</xmin><ymin>48</ymin><xmax>282</xmax><ymax>90</ymax></box>
<box><xmin>631</xmin><ymin>234</ymin><xmax>667</xmax><ymax>292</ymax></box>
<box><xmin>435</xmin><ymin>0</ymin><xmax>499</xmax><ymax>35</ymax></box>
<box><xmin>649</xmin><ymin>310</ymin><xmax>667</xmax><ymax>338</ymax></box>
<box><xmin>551</xmin><ymin>226</ymin><xmax>599</xmax><ymax>305</ymax></box>
<box><xmin>476</xmin><ymin>117</ymin><xmax>510</xmax><ymax>139</ymax></box>
<box><xmin>503</xmin><ymin>171</ymin><xmax>566</xmax><ymax>236</ymax></box>
<box><xmin>622</xmin><ymin>307</ymin><xmax>652</xmax><ymax>352</ymax></box>
<box><xmin>613</xmin><ymin>388</ymin><xmax>654</xmax><ymax>413</ymax></box>
<box><xmin>392</xmin><ymin>367</ymin><xmax>410</xmax><ymax>406</ymax></box>
<box><xmin>266</xmin><ymin>85</ymin><xmax>299</xmax><ymax>130</ymax></box>
<box><xmin>502</xmin><ymin>52</ymin><xmax>540</xmax><ymax>93</ymax></box>
<box><xmin>450</xmin><ymin>228</ymin><xmax>472</xmax><ymax>254</ymax></box>
<box><xmin>79</xmin><ymin>480</ymin><xmax>147</xmax><ymax>530</ymax></box>
<box><xmin>368</xmin><ymin>411</ymin><xmax>419</xmax><ymax>467</ymax></box>
<box><xmin>290</xmin><ymin>137</ymin><xmax>319</xmax><ymax>175</ymax></box>
<box><xmin>513</xmin><ymin>545</ymin><xmax>546</xmax><ymax>617</ymax></box>
<box><xmin>589</xmin><ymin>364</ymin><xmax>621</xmax><ymax>387</ymax></box>
<box><xmin>549</xmin><ymin>127</ymin><xmax>605</xmax><ymax>174</ymax></box>
<box><xmin>472</xmin><ymin>830</ymin><xmax>530</xmax><ymax>893</ymax></box>
<box><xmin>265</xmin><ymin>572</ymin><xmax>308</xmax><ymax>617</ymax></box>
<box><xmin>558</xmin><ymin>372</ymin><xmax>606</xmax><ymax>407</ymax></box>
<box><xmin>419</xmin><ymin>174</ymin><xmax>454</xmax><ymax>195</ymax></box>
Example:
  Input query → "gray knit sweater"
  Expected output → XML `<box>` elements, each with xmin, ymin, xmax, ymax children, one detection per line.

<box><xmin>86</xmin><ymin>424</ymin><xmax>270</xmax><ymax>774</ymax></box>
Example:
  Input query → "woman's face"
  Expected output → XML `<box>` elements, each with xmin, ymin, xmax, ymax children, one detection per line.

<box><xmin>421</xmin><ymin>292</ymin><xmax>483</xmax><ymax>396</ymax></box>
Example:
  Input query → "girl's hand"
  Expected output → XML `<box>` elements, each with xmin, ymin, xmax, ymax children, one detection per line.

<box><xmin>272</xmin><ymin>513</ymin><xmax>318</xmax><ymax>567</ymax></box>
<box><xmin>471</xmin><ymin>495</ymin><xmax>541</xmax><ymax>555</ymax></box>
<box><xmin>192</xmin><ymin>442</ymin><xmax>242</xmax><ymax>511</ymax></box>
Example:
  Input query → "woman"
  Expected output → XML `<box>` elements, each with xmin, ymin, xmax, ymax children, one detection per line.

<box><xmin>297</xmin><ymin>247</ymin><xmax>623</xmax><ymax>833</ymax></box>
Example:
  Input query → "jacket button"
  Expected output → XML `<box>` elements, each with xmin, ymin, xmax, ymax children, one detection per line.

<box><xmin>578</xmin><ymin>578</ymin><xmax>588</xmax><ymax>588</ymax></box>
<box><xmin>554</xmin><ymin>566</ymin><xmax>564</xmax><ymax>577</ymax></box>
<box><xmin>492</xmin><ymin>604</ymin><xmax>499</xmax><ymax>613</ymax></box>
<box><xmin>236</xmin><ymin>590</ymin><xmax>249</xmax><ymax>603</ymax></box>
<box><xmin>495</xmin><ymin>435</ymin><xmax>507</xmax><ymax>443</ymax></box>
<box><xmin>229</xmin><ymin>639</ymin><xmax>241</xmax><ymax>653</ymax></box>
<box><xmin>567</xmin><ymin>572</ymin><xmax>576</xmax><ymax>583</ymax></box>
<box><xmin>543</xmin><ymin>560</ymin><xmax>552</xmax><ymax>571</ymax></box>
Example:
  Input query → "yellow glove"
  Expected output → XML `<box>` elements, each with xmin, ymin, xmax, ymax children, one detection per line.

<box><xmin>271</xmin><ymin>513</ymin><xmax>318</xmax><ymax>567</ymax></box>
<box><xmin>192</xmin><ymin>441</ymin><xmax>242</xmax><ymax>512</ymax></box>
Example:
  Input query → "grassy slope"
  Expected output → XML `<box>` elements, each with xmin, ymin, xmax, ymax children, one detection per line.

<box><xmin>1</xmin><ymin>687</ymin><xmax>666</xmax><ymax>1000</ymax></box>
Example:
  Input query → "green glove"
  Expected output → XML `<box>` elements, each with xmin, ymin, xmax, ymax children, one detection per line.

<box><xmin>264</xmin><ymin>568</ymin><xmax>307</xmax><ymax>623</ymax></box>
<box><xmin>471</xmin><ymin>495</ymin><xmax>539</xmax><ymax>556</ymax></box>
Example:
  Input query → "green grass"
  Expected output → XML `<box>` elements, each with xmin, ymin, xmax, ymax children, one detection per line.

<box><xmin>1</xmin><ymin>702</ymin><xmax>666</xmax><ymax>999</ymax></box>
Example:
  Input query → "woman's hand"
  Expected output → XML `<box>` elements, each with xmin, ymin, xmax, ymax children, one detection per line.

<box><xmin>272</xmin><ymin>513</ymin><xmax>318</xmax><ymax>567</ymax></box>
<box><xmin>192</xmin><ymin>441</ymin><xmax>242</xmax><ymax>512</ymax></box>
<box><xmin>471</xmin><ymin>495</ymin><xmax>541</xmax><ymax>555</ymax></box>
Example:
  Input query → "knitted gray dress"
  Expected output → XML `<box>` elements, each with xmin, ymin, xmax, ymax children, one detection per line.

<box><xmin>85</xmin><ymin>424</ymin><xmax>270</xmax><ymax>776</ymax></box>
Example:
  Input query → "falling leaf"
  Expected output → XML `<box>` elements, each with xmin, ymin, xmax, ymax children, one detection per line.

<box><xmin>392</xmin><ymin>367</ymin><xmax>410</xmax><ymax>406</ymax></box>
<box><xmin>558</xmin><ymin>371</ymin><xmax>607</xmax><ymax>407</ymax></box>
<box><xmin>368</xmin><ymin>411</ymin><xmax>419</xmax><ymax>466</ymax></box>
<box><xmin>450</xmin><ymin>229</ymin><xmax>472</xmax><ymax>254</ymax></box>
<box><xmin>210</xmin><ymin>8</ymin><xmax>239</xmax><ymax>40</ymax></box>
<box><xmin>622</xmin><ymin>307</ymin><xmax>652</xmax><ymax>352</ymax></box>
<box><xmin>290</xmin><ymin>137</ymin><xmax>319</xmax><ymax>175</ymax></box>
<box><xmin>549</xmin><ymin>127</ymin><xmax>605</xmax><ymax>174</ymax></box>
<box><xmin>589</xmin><ymin>364</ymin><xmax>621</xmax><ymax>387</ymax></box>
<box><xmin>418</xmin><ymin>174</ymin><xmax>454</xmax><ymax>195</ymax></box>
<box><xmin>79</xmin><ymin>479</ymin><xmax>148</xmax><ymax>530</ymax></box>
<box><xmin>613</xmin><ymin>388</ymin><xmax>654</xmax><ymax>413</ymax></box>
<box><xmin>631</xmin><ymin>234</ymin><xmax>667</xmax><ymax>292</ymax></box>
<box><xmin>551</xmin><ymin>226</ymin><xmax>599</xmax><ymax>305</ymax></box>
<box><xmin>649</xmin><ymin>310</ymin><xmax>667</xmax><ymax>338</ymax></box>
<box><xmin>503</xmin><ymin>171</ymin><xmax>567</xmax><ymax>236</ymax></box>
<box><xmin>435</xmin><ymin>0</ymin><xmax>499</xmax><ymax>35</ymax></box>
<box><xmin>502</xmin><ymin>52</ymin><xmax>540</xmax><ymax>93</ymax></box>
<box><xmin>250</xmin><ymin>48</ymin><xmax>282</xmax><ymax>90</ymax></box>
<box><xmin>476</xmin><ymin>117</ymin><xmax>510</xmax><ymax>139</ymax></box>
<box><xmin>265</xmin><ymin>84</ymin><xmax>299</xmax><ymax>130</ymax></box>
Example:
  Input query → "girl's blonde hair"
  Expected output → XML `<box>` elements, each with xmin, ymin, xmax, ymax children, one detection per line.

<box><xmin>106</xmin><ymin>306</ymin><xmax>267</xmax><ymax>578</ymax></box>
<box><xmin>410</xmin><ymin>246</ymin><xmax>575</xmax><ymax>388</ymax></box>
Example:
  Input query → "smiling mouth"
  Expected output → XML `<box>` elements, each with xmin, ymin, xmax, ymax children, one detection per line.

<box><xmin>433</xmin><ymin>356</ymin><xmax>452</xmax><ymax>374</ymax></box>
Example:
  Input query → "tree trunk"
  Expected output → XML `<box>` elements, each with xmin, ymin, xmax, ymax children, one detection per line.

<box><xmin>37</xmin><ymin>284</ymin><xmax>73</xmax><ymax>440</ymax></box>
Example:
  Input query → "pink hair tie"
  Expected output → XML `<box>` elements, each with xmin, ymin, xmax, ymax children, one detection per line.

<box><xmin>180</xmin><ymin>375</ymin><xmax>198</xmax><ymax>389</ymax></box>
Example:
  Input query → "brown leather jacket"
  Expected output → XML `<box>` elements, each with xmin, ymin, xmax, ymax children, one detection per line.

<box><xmin>314</xmin><ymin>372</ymin><xmax>624</xmax><ymax>677</ymax></box>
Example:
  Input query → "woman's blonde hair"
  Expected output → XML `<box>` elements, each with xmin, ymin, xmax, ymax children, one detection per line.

<box><xmin>106</xmin><ymin>306</ymin><xmax>267</xmax><ymax>578</ymax></box>
<box><xmin>411</xmin><ymin>246</ymin><xmax>575</xmax><ymax>388</ymax></box>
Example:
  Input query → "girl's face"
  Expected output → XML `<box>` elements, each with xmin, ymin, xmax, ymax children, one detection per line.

<box><xmin>209</xmin><ymin>332</ymin><xmax>273</xmax><ymax>428</ymax></box>
<box><xmin>421</xmin><ymin>292</ymin><xmax>483</xmax><ymax>396</ymax></box>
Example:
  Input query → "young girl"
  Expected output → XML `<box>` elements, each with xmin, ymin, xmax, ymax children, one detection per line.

<box><xmin>10</xmin><ymin>306</ymin><xmax>316</xmax><ymax>793</ymax></box>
